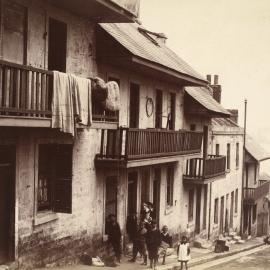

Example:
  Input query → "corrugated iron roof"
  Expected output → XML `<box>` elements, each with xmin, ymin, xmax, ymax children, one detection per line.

<box><xmin>185</xmin><ymin>86</ymin><xmax>230</xmax><ymax>117</ymax></box>
<box><xmin>245</xmin><ymin>135</ymin><xmax>270</xmax><ymax>162</ymax></box>
<box><xmin>212</xmin><ymin>117</ymin><xmax>239</xmax><ymax>127</ymax></box>
<box><xmin>99</xmin><ymin>23</ymin><xmax>207</xmax><ymax>84</ymax></box>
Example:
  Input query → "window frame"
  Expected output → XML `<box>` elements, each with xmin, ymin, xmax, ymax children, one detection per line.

<box><xmin>34</xmin><ymin>139</ymin><xmax>73</xmax><ymax>219</ymax></box>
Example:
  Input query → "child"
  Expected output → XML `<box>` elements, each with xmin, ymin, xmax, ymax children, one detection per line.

<box><xmin>177</xmin><ymin>236</ymin><xmax>190</xmax><ymax>270</ymax></box>
<box><xmin>146</xmin><ymin>221</ymin><xmax>161</xmax><ymax>269</ymax></box>
<box><xmin>159</xmin><ymin>225</ymin><xmax>172</xmax><ymax>265</ymax></box>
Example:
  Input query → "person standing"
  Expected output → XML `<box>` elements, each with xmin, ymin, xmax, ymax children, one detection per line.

<box><xmin>126</xmin><ymin>211</ymin><xmax>138</xmax><ymax>243</ymax></box>
<box><xmin>128</xmin><ymin>222</ymin><xmax>148</xmax><ymax>265</ymax></box>
<box><xmin>146</xmin><ymin>221</ymin><xmax>161</xmax><ymax>269</ymax></box>
<box><xmin>177</xmin><ymin>236</ymin><xmax>190</xmax><ymax>270</ymax></box>
<box><xmin>159</xmin><ymin>225</ymin><xmax>172</xmax><ymax>265</ymax></box>
<box><xmin>105</xmin><ymin>214</ymin><xmax>122</xmax><ymax>263</ymax></box>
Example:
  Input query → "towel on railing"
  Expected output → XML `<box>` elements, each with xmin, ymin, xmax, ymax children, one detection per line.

<box><xmin>52</xmin><ymin>71</ymin><xmax>75</xmax><ymax>135</ymax></box>
<box><xmin>52</xmin><ymin>71</ymin><xmax>92</xmax><ymax>136</ymax></box>
<box><xmin>73</xmin><ymin>75</ymin><xmax>92</xmax><ymax>126</ymax></box>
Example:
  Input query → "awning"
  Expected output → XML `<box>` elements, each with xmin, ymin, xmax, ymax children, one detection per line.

<box><xmin>185</xmin><ymin>87</ymin><xmax>230</xmax><ymax>118</ymax></box>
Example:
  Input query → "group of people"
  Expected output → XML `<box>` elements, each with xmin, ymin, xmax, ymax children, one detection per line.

<box><xmin>105</xmin><ymin>202</ymin><xmax>190</xmax><ymax>270</ymax></box>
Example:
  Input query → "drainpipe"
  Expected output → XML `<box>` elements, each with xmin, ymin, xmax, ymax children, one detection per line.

<box><xmin>240</xmin><ymin>99</ymin><xmax>247</xmax><ymax>235</ymax></box>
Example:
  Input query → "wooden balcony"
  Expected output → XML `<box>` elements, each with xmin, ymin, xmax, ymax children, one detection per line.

<box><xmin>0</xmin><ymin>60</ymin><xmax>53</xmax><ymax>127</ymax></box>
<box><xmin>95</xmin><ymin>127</ymin><xmax>203</xmax><ymax>168</ymax></box>
<box><xmin>244</xmin><ymin>181</ymin><xmax>270</xmax><ymax>204</ymax></box>
<box><xmin>183</xmin><ymin>155</ymin><xmax>227</xmax><ymax>184</ymax></box>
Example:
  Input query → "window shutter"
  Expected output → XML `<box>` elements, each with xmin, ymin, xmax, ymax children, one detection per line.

<box><xmin>53</xmin><ymin>144</ymin><xmax>73</xmax><ymax>214</ymax></box>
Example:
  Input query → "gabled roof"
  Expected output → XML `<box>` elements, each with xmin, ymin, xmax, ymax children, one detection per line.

<box><xmin>99</xmin><ymin>23</ymin><xmax>207</xmax><ymax>86</ymax></box>
<box><xmin>185</xmin><ymin>87</ymin><xmax>230</xmax><ymax>117</ymax></box>
<box><xmin>245</xmin><ymin>135</ymin><xmax>270</xmax><ymax>162</ymax></box>
<box><xmin>260</xmin><ymin>172</ymin><xmax>270</xmax><ymax>182</ymax></box>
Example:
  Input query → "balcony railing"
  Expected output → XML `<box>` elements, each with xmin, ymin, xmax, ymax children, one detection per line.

<box><xmin>0</xmin><ymin>60</ymin><xmax>52</xmax><ymax>118</ymax></box>
<box><xmin>92</xmin><ymin>102</ymin><xmax>119</xmax><ymax>123</ymax></box>
<box><xmin>96</xmin><ymin>127</ymin><xmax>203</xmax><ymax>162</ymax></box>
<box><xmin>244</xmin><ymin>181</ymin><xmax>270</xmax><ymax>203</ymax></box>
<box><xmin>183</xmin><ymin>155</ymin><xmax>227</xmax><ymax>182</ymax></box>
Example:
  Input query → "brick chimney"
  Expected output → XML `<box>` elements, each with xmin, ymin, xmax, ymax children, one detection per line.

<box><xmin>227</xmin><ymin>109</ymin><xmax>238</xmax><ymax>124</ymax></box>
<box><xmin>211</xmin><ymin>75</ymin><xmax>222</xmax><ymax>103</ymax></box>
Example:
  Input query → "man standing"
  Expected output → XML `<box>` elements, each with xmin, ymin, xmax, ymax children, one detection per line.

<box><xmin>105</xmin><ymin>214</ymin><xmax>122</xmax><ymax>263</ymax></box>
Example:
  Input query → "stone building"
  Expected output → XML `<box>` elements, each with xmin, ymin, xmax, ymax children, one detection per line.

<box><xmin>0</xmin><ymin>1</ymin><xmax>238</xmax><ymax>269</ymax></box>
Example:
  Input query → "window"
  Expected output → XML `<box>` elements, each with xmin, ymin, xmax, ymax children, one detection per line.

<box><xmin>129</xmin><ymin>83</ymin><xmax>140</xmax><ymax>128</ymax></box>
<box><xmin>236</xmin><ymin>143</ymin><xmax>239</xmax><ymax>168</ymax></box>
<box><xmin>252</xmin><ymin>204</ymin><xmax>257</xmax><ymax>224</ymax></box>
<box><xmin>48</xmin><ymin>18</ymin><xmax>67</xmax><ymax>72</ymax></box>
<box><xmin>190</xmin><ymin>124</ymin><xmax>196</xmax><ymax>131</ymax></box>
<box><xmin>254</xmin><ymin>164</ymin><xmax>257</xmax><ymax>185</ymax></box>
<box><xmin>216</xmin><ymin>144</ymin><xmax>220</xmax><ymax>156</ymax></box>
<box><xmin>227</xmin><ymin>143</ymin><xmax>231</xmax><ymax>170</ymax></box>
<box><xmin>2</xmin><ymin>2</ymin><xmax>27</xmax><ymax>64</ymax></box>
<box><xmin>235</xmin><ymin>189</ymin><xmax>238</xmax><ymax>213</ymax></box>
<box><xmin>168</xmin><ymin>93</ymin><xmax>176</xmax><ymax>130</ymax></box>
<box><xmin>38</xmin><ymin>144</ymin><xmax>73</xmax><ymax>213</ymax></box>
<box><xmin>155</xmin><ymin>90</ymin><xmax>163</xmax><ymax>128</ymax></box>
<box><xmin>214</xmin><ymin>198</ymin><xmax>219</xmax><ymax>224</ymax></box>
<box><xmin>188</xmin><ymin>189</ymin><xmax>194</xmax><ymax>222</ymax></box>
<box><xmin>166</xmin><ymin>166</ymin><xmax>174</xmax><ymax>207</ymax></box>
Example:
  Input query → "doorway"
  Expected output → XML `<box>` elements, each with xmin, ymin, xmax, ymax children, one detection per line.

<box><xmin>257</xmin><ymin>212</ymin><xmax>268</xmax><ymax>236</ymax></box>
<box><xmin>48</xmin><ymin>18</ymin><xmax>67</xmax><ymax>72</ymax></box>
<box><xmin>155</xmin><ymin>90</ymin><xmax>163</xmax><ymax>129</ymax></box>
<box><xmin>195</xmin><ymin>187</ymin><xmax>202</xmax><ymax>234</ymax></box>
<box><xmin>0</xmin><ymin>145</ymin><xmax>15</xmax><ymax>264</ymax></box>
<box><xmin>129</xmin><ymin>83</ymin><xmax>140</xmax><ymax>128</ymax></box>
<box><xmin>230</xmin><ymin>191</ymin><xmax>234</xmax><ymax>229</ymax></box>
<box><xmin>128</xmin><ymin>172</ymin><xmax>138</xmax><ymax>215</ymax></box>
<box><xmin>219</xmin><ymin>196</ymin><xmax>224</xmax><ymax>234</ymax></box>
<box><xmin>153</xmin><ymin>168</ymin><xmax>161</xmax><ymax>222</ymax></box>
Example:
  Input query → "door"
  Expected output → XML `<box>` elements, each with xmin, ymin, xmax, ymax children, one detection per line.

<box><xmin>128</xmin><ymin>172</ymin><xmax>138</xmax><ymax>215</ymax></box>
<box><xmin>105</xmin><ymin>176</ymin><xmax>117</xmax><ymax>219</ymax></box>
<box><xmin>0</xmin><ymin>146</ymin><xmax>15</xmax><ymax>264</ymax></box>
<box><xmin>48</xmin><ymin>18</ymin><xmax>67</xmax><ymax>72</ymax></box>
<box><xmin>153</xmin><ymin>168</ymin><xmax>161</xmax><ymax>222</ymax></box>
<box><xmin>141</xmin><ymin>169</ymin><xmax>150</xmax><ymax>205</ymax></box>
<box><xmin>257</xmin><ymin>213</ymin><xmax>268</xmax><ymax>236</ymax></box>
<box><xmin>129</xmin><ymin>83</ymin><xmax>140</xmax><ymax>128</ymax></box>
<box><xmin>219</xmin><ymin>196</ymin><xmax>224</xmax><ymax>234</ymax></box>
<box><xmin>155</xmin><ymin>90</ymin><xmax>163</xmax><ymax>128</ymax></box>
<box><xmin>195</xmin><ymin>187</ymin><xmax>201</xmax><ymax>234</ymax></box>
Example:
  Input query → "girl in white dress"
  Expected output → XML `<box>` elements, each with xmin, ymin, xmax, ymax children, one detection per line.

<box><xmin>177</xmin><ymin>236</ymin><xmax>190</xmax><ymax>270</ymax></box>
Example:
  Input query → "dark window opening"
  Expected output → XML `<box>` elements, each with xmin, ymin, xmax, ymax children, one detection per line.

<box><xmin>235</xmin><ymin>188</ymin><xmax>238</xmax><ymax>213</ymax></box>
<box><xmin>48</xmin><ymin>18</ymin><xmax>67</xmax><ymax>72</ymax></box>
<box><xmin>129</xmin><ymin>83</ymin><xmax>140</xmax><ymax>128</ymax></box>
<box><xmin>216</xmin><ymin>144</ymin><xmax>220</xmax><ymax>156</ymax></box>
<box><xmin>214</xmin><ymin>198</ymin><xmax>219</xmax><ymax>224</ymax></box>
<box><xmin>226</xmin><ymin>143</ymin><xmax>231</xmax><ymax>170</ymax></box>
<box><xmin>190</xmin><ymin>124</ymin><xmax>196</xmax><ymax>131</ymax></box>
<box><xmin>166</xmin><ymin>166</ymin><xmax>174</xmax><ymax>206</ymax></box>
<box><xmin>188</xmin><ymin>189</ymin><xmax>194</xmax><ymax>222</ymax></box>
<box><xmin>236</xmin><ymin>143</ymin><xmax>239</xmax><ymax>168</ymax></box>
<box><xmin>168</xmin><ymin>93</ymin><xmax>176</xmax><ymax>130</ymax></box>
<box><xmin>155</xmin><ymin>90</ymin><xmax>163</xmax><ymax>129</ymax></box>
<box><xmin>38</xmin><ymin>144</ymin><xmax>72</xmax><ymax>213</ymax></box>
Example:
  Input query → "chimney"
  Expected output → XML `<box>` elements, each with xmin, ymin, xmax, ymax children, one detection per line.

<box><xmin>227</xmin><ymin>109</ymin><xmax>238</xmax><ymax>124</ymax></box>
<box><xmin>211</xmin><ymin>74</ymin><xmax>221</xmax><ymax>103</ymax></box>
<box><xmin>206</xmin><ymin>74</ymin><xmax>211</xmax><ymax>84</ymax></box>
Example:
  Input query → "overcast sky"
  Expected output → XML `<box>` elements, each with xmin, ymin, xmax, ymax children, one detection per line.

<box><xmin>140</xmin><ymin>0</ymin><xmax>270</xmax><ymax>144</ymax></box>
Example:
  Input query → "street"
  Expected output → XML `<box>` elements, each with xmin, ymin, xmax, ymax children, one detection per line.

<box><xmin>191</xmin><ymin>245</ymin><xmax>270</xmax><ymax>270</ymax></box>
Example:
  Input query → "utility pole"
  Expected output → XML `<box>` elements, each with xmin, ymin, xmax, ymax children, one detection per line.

<box><xmin>240</xmin><ymin>99</ymin><xmax>247</xmax><ymax>235</ymax></box>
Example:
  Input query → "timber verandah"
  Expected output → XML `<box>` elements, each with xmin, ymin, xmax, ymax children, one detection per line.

<box><xmin>95</xmin><ymin>127</ymin><xmax>203</xmax><ymax>167</ymax></box>
<box><xmin>0</xmin><ymin>59</ymin><xmax>118</xmax><ymax>126</ymax></box>
<box><xmin>183</xmin><ymin>154</ymin><xmax>227</xmax><ymax>184</ymax></box>
<box><xmin>243</xmin><ymin>181</ymin><xmax>270</xmax><ymax>204</ymax></box>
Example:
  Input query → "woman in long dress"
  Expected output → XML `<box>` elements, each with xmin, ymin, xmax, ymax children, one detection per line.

<box><xmin>177</xmin><ymin>236</ymin><xmax>190</xmax><ymax>270</ymax></box>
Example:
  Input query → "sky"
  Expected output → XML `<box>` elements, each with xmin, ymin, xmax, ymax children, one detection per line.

<box><xmin>140</xmin><ymin>0</ymin><xmax>270</xmax><ymax>143</ymax></box>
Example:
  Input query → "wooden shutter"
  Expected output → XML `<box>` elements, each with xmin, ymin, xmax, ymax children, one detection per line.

<box><xmin>53</xmin><ymin>144</ymin><xmax>73</xmax><ymax>213</ymax></box>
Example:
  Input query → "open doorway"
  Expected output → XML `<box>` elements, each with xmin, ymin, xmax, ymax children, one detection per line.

<box><xmin>48</xmin><ymin>18</ymin><xmax>67</xmax><ymax>72</ymax></box>
<box><xmin>152</xmin><ymin>168</ymin><xmax>161</xmax><ymax>223</ymax></box>
<box><xmin>128</xmin><ymin>172</ymin><xmax>138</xmax><ymax>215</ymax></box>
<box><xmin>195</xmin><ymin>187</ymin><xmax>202</xmax><ymax>234</ymax></box>
<box><xmin>0</xmin><ymin>145</ymin><xmax>15</xmax><ymax>264</ymax></box>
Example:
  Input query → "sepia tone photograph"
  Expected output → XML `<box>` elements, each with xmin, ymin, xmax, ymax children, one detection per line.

<box><xmin>0</xmin><ymin>0</ymin><xmax>270</xmax><ymax>269</ymax></box>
